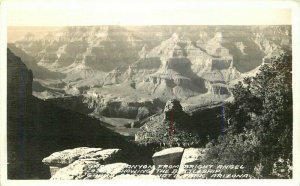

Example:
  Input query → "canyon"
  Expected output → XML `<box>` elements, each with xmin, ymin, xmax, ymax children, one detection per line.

<box><xmin>7</xmin><ymin>25</ymin><xmax>291</xmax><ymax>179</ymax></box>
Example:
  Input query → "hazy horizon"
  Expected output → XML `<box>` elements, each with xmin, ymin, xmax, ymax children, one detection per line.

<box><xmin>7</xmin><ymin>25</ymin><xmax>292</xmax><ymax>43</ymax></box>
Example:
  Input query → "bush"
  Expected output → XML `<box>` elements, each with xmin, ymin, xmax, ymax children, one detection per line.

<box><xmin>203</xmin><ymin>52</ymin><xmax>292</xmax><ymax>178</ymax></box>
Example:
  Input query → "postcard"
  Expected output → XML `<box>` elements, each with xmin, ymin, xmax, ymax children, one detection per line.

<box><xmin>0</xmin><ymin>0</ymin><xmax>299</xmax><ymax>186</ymax></box>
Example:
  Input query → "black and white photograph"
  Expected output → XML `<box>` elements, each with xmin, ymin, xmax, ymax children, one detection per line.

<box><xmin>0</xmin><ymin>0</ymin><xmax>299</xmax><ymax>185</ymax></box>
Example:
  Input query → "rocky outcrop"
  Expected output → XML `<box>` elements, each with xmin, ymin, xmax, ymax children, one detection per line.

<box><xmin>150</xmin><ymin>147</ymin><xmax>210</xmax><ymax>179</ymax></box>
<box><xmin>12</xmin><ymin>26</ymin><xmax>291</xmax><ymax>98</ymax></box>
<box><xmin>50</xmin><ymin>159</ymin><xmax>103</xmax><ymax>180</ymax></box>
<box><xmin>44</xmin><ymin>146</ymin><xmax>209</xmax><ymax>180</ymax></box>
<box><xmin>42</xmin><ymin>147</ymin><xmax>122</xmax><ymax>177</ymax></box>
<box><xmin>8</xmin><ymin>43</ymin><xmax>65</xmax><ymax>80</ymax></box>
<box><xmin>7</xmin><ymin>48</ymin><xmax>33</xmax><ymax>99</ymax></box>
<box><xmin>152</xmin><ymin>147</ymin><xmax>184</xmax><ymax>169</ymax></box>
<box><xmin>41</xmin><ymin>146</ymin><xmax>268</xmax><ymax>180</ymax></box>
<box><xmin>163</xmin><ymin>99</ymin><xmax>184</xmax><ymax>120</ymax></box>
<box><xmin>51</xmin><ymin>161</ymin><xmax>129</xmax><ymax>180</ymax></box>
<box><xmin>151</xmin><ymin>147</ymin><xmax>184</xmax><ymax>179</ymax></box>
<box><xmin>42</xmin><ymin>147</ymin><xmax>103</xmax><ymax>167</ymax></box>
<box><xmin>7</xmin><ymin>48</ymin><xmax>33</xmax><ymax>179</ymax></box>
<box><xmin>7</xmin><ymin>50</ymin><xmax>154</xmax><ymax>179</ymax></box>
<box><xmin>10</xmin><ymin>26</ymin><xmax>291</xmax><ymax>122</ymax></box>
<box><xmin>135</xmin><ymin>99</ymin><xmax>201</xmax><ymax>146</ymax></box>
<box><xmin>83</xmin><ymin>95</ymin><xmax>164</xmax><ymax>120</ymax></box>
<box><xmin>92</xmin><ymin>163</ymin><xmax>129</xmax><ymax>179</ymax></box>
<box><xmin>15</xmin><ymin>26</ymin><xmax>143</xmax><ymax>73</ymax></box>
<box><xmin>176</xmin><ymin>148</ymin><xmax>207</xmax><ymax>179</ymax></box>
<box><xmin>133</xmin><ymin>34</ymin><xmax>209</xmax><ymax>100</ymax></box>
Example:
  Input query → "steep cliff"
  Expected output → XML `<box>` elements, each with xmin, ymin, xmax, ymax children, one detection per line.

<box><xmin>135</xmin><ymin>99</ymin><xmax>221</xmax><ymax>146</ymax></box>
<box><xmin>9</xmin><ymin>25</ymin><xmax>291</xmax><ymax>127</ymax></box>
<box><xmin>7</xmin><ymin>49</ymin><xmax>153</xmax><ymax>179</ymax></box>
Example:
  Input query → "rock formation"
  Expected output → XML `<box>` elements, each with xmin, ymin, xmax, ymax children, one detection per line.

<box><xmin>42</xmin><ymin>147</ymin><xmax>121</xmax><ymax>166</ymax></box>
<box><xmin>135</xmin><ymin>99</ymin><xmax>201</xmax><ymax>146</ymax></box>
<box><xmin>42</xmin><ymin>146</ymin><xmax>209</xmax><ymax>180</ymax></box>
<box><xmin>151</xmin><ymin>147</ymin><xmax>184</xmax><ymax>179</ymax></box>
<box><xmin>7</xmin><ymin>50</ymin><xmax>151</xmax><ymax>179</ymax></box>
<box><xmin>176</xmin><ymin>148</ymin><xmax>207</xmax><ymax>179</ymax></box>
<box><xmin>163</xmin><ymin>99</ymin><xmax>185</xmax><ymax>120</ymax></box>
<box><xmin>9</xmin><ymin>26</ymin><xmax>291</xmax><ymax>119</ymax></box>
<box><xmin>51</xmin><ymin>161</ymin><xmax>129</xmax><ymax>180</ymax></box>
<box><xmin>7</xmin><ymin>48</ymin><xmax>33</xmax><ymax>179</ymax></box>
<box><xmin>152</xmin><ymin>147</ymin><xmax>184</xmax><ymax>168</ymax></box>
<box><xmin>8</xmin><ymin>25</ymin><xmax>292</xmax><ymax>180</ymax></box>
<box><xmin>42</xmin><ymin>147</ymin><xmax>123</xmax><ymax>179</ymax></box>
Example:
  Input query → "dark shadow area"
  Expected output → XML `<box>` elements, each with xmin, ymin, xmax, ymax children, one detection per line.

<box><xmin>7</xmin><ymin>49</ymin><xmax>154</xmax><ymax>179</ymax></box>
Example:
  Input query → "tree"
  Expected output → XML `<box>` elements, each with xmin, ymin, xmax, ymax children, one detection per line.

<box><xmin>204</xmin><ymin>52</ymin><xmax>292</xmax><ymax>178</ymax></box>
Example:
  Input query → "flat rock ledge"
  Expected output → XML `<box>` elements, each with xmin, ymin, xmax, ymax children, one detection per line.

<box><xmin>151</xmin><ymin>147</ymin><xmax>184</xmax><ymax>179</ymax></box>
<box><xmin>51</xmin><ymin>161</ymin><xmax>129</xmax><ymax>180</ymax></box>
<box><xmin>42</xmin><ymin>147</ymin><xmax>122</xmax><ymax>177</ymax></box>
<box><xmin>42</xmin><ymin>147</ymin><xmax>209</xmax><ymax>180</ymax></box>
<box><xmin>176</xmin><ymin>148</ymin><xmax>207</xmax><ymax>179</ymax></box>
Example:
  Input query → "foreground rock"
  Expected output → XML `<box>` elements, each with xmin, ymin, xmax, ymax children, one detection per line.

<box><xmin>43</xmin><ymin>146</ymin><xmax>211</xmax><ymax>180</ymax></box>
<box><xmin>176</xmin><ymin>148</ymin><xmax>207</xmax><ymax>179</ymax></box>
<box><xmin>152</xmin><ymin>147</ymin><xmax>184</xmax><ymax>168</ymax></box>
<box><xmin>42</xmin><ymin>147</ymin><xmax>121</xmax><ymax>177</ymax></box>
<box><xmin>42</xmin><ymin>147</ymin><xmax>103</xmax><ymax>167</ymax></box>
<box><xmin>94</xmin><ymin>163</ymin><xmax>129</xmax><ymax>179</ymax></box>
<box><xmin>51</xmin><ymin>161</ymin><xmax>129</xmax><ymax>180</ymax></box>
<box><xmin>152</xmin><ymin>147</ymin><xmax>184</xmax><ymax>179</ymax></box>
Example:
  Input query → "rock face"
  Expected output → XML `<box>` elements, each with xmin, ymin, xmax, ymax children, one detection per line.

<box><xmin>176</xmin><ymin>148</ymin><xmax>207</xmax><ymax>179</ymax></box>
<box><xmin>152</xmin><ymin>147</ymin><xmax>184</xmax><ymax>168</ymax></box>
<box><xmin>7</xmin><ymin>48</ymin><xmax>33</xmax><ymax>179</ymax></box>
<box><xmin>51</xmin><ymin>161</ymin><xmax>129</xmax><ymax>180</ymax></box>
<box><xmin>7</xmin><ymin>48</ymin><xmax>33</xmax><ymax>100</ymax></box>
<box><xmin>133</xmin><ymin>34</ymin><xmax>208</xmax><ymax>100</ymax></box>
<box><xmin>135</xmin><ymin>99</ymin><xmax>216</xmax><ymax>146</ymax></box>
<box><xmin>44</xmin><ymin>147</ymin><xmax>210</xmax><ymax>180</ymax></box>
<box><xmin>8</xmin><ymin>43</ymin><xmax>65</xmax><ymax>80</ymax></box>
<box><xmin>42</xmin><ymin>147</ymin><xmax>103</xmax><ymax>167</ymax></box>
<box><xmin>50</xmin><ymin>160</ymin><xmax>103</xmax><ymax>180</ymax></box>
<box><xmin>93</xmin><ymin>163</ymin><xmax>129</xmax><ymax>180</ymax></box>
<box><xmin>78</xmin><ymin>149</ymin><xmax>121</xmax><ymax>163</ymax></box>
<box><xmin>9</xmin><ymin>26</ymin><xmax>291</xmax><ymax>121</ymax></box>
<box><xmin>163</xmin><ymin>99</ymin><xmax>184</xmax><ymax>121</ymax></box>
<box><xmin>42</xmin><ymin>147</ymin><xmax>122</xmax><ymax>177</ymax></box>
<box><xmin>152</xmin><ymin>147</ymin><xmax>184</xmax><ymax>179</ymax></box>
<box><xmin>149</xmin><ymin>147</ymin><xmax>210</xmax><ymax>179</ymax></box>
<box><xmin>7</xmin><ymin>49</ymin><xmax>153</xmax><ymax>179</ymax></box>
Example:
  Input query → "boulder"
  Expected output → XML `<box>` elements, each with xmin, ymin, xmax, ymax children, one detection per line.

<box><xmin>42</xmin><ymin>147</ymin><xmax>103</xmax><ymax>167</ymax></box>
<box><xmin>51</xmin><ymin>160</ymin><xmax>102</xmax><ymax>180</ymax></box>
<box><xmin>152</xmin><ymin>147</ymin><xmax>184</xmax><ymax>168</ymax></box>
<box><xmin>50</xmin><ymin>161</ymin><xmax>129</xmax><ymax>180</ymax></box>
<box><xmin>78</xmin><ymin>149</ymin><xmax>121</xmax><ymax>163</ymax></box>
<box><xmin>163</xmin><ymin>99</ymin><xmax>190</xmax><ymax>123</ymax></box>
<box><xmin>49</xmin><ymin>166</ymin><xmax>61</xmax><ymax>177</ymax></box>
<box><xmin>164</xmin><ymin>99</ymin><xmax>183</xmax><ymax>113</ymax></box>
<box><xmin>176</xmin><ymin>148</ymin><xmax>207</xmax><ymax>179</ymax></box>
<box><xmin>94</xmin><ymin>163</ymin><xmax>129</xmax><ymax>179</ymax></box>
<box><xmin>42</xmin><ymin>147</ymin><xmax>122</xmax><ymax>177</ymax></box>
<box><xmin>152</xmin><ymin>147</ymin><xmax>184</xmax><ymax>179</ymax></box>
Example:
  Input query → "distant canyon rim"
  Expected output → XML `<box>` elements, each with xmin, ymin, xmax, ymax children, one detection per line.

<box><xmin>8</xmin><ymin>25</ymin><xmax>291</xmax><ymax>138</ymax></box>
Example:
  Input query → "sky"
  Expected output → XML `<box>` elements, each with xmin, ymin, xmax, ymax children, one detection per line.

<box><xmin>3</xmin><ymin>0</ymin><xmax>293</xmax><ymax>26</ymax></box>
